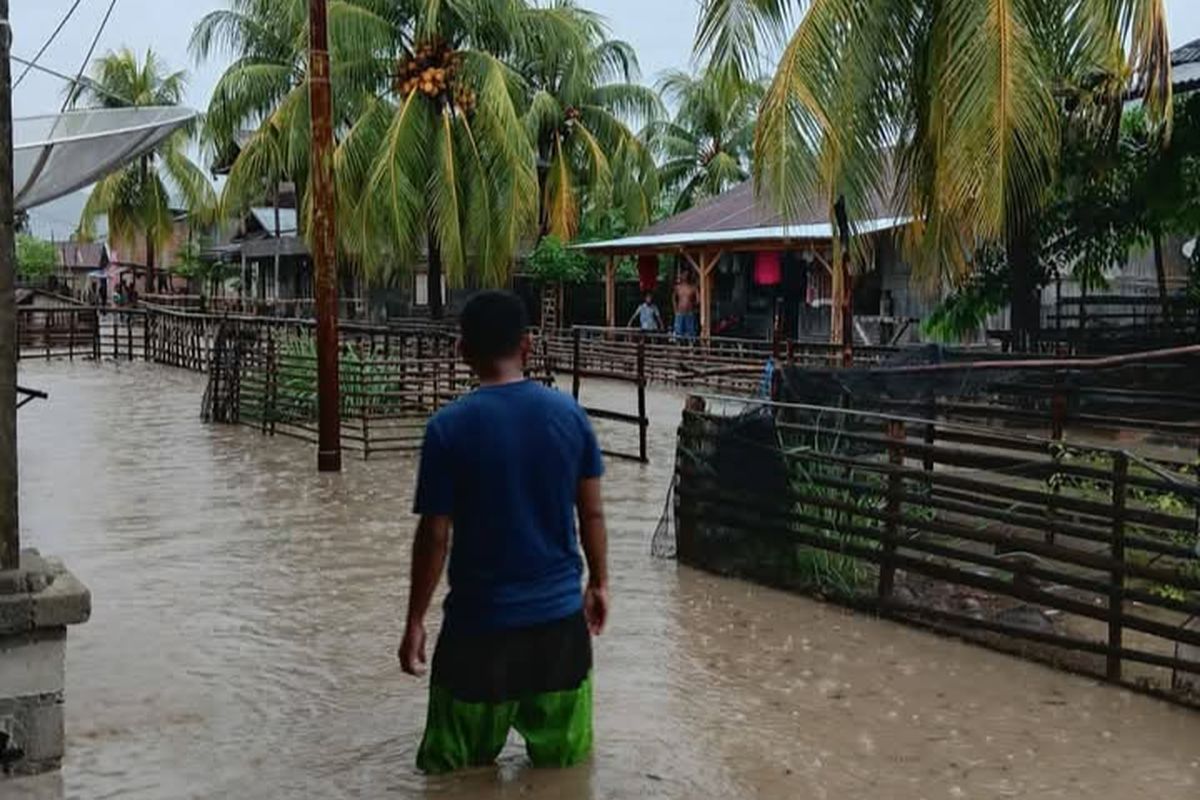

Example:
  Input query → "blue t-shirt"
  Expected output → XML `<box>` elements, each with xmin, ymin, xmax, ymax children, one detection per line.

<box><xmin>413</xmin><ymin>380</ymin><xmax>604</xmax><ymax>633</ymax></box>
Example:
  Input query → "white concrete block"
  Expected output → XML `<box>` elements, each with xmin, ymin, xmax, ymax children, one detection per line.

<box><xmin>0</xmin><ymin>635</ymin><xmax>65</xmax><ymax>698</ymax></box>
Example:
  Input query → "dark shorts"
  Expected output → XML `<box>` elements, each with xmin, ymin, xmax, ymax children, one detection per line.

<box><xmin>417</xmin><ymin>612</ymin><xmax>593</xmax><ymax>773</ymax></box>
<box><xmin>674</xmin><ymin>311</ymin><xmax>699</xmax><ymax>339</ymax></box>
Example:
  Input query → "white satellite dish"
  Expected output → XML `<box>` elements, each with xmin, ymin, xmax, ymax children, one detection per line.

<box><xmin>13</xmin><ymin>106</ymin><xmax>197</xmax><ymax>211</ymax></box>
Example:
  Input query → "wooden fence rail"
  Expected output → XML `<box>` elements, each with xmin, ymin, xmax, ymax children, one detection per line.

<box><xmin>674</xmin><ymin>396</ymin><xmax>1200</xmax><ymax>705</ymax></box>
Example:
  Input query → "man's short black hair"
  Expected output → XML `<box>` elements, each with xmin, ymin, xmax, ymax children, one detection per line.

<box><xmin>460</xmin><ymin>290</ymin><xmax>528</xmax><ymax>362</ymax></box>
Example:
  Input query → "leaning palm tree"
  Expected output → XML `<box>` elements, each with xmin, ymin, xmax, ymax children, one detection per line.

<box><xmin>649</xmin><ymin>70</ymin><xmax>763</xmax><ymax>214</ymax></box>
<box><xmin>516</xmin><ymin>4</ymin><xmax>662</xmax><ymax>241</ymax></box>
<box><xmin>75</xmin><ymin>48</ymin><xmax>216</xmax><ymax>293</ymax></box>
<box><xmin>695</xmin><ymin>0</ymin><xmax>1172</xmax><ymax>344</ymax></box>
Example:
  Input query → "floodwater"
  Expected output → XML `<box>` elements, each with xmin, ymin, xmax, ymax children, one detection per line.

<box><xmin>10</xmin><ymin>360</ymin><xmax>1200</xmax><ymax>799</ymax></box>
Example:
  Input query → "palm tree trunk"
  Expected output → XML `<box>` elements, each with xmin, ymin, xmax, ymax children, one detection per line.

<box><xmin>145</xmin><ymin>237</ymin><xmax>156</xmax><ymax>297</ymax></box>
<box><xmin>273</xmin><ymin>184</ymin><xmax>282</xmax><ymax>304</ymax></box>
<box><xmin>141</xmin><ymin>155</ymin><xmax>155</xmax><ymax>295</ymax></box>
<box><xmin>1152</xmin><ymin>229</ymin><xmax>1169</xmax><ymax>320</ymax></box>
<box><xmin>1007</xmin><ymin>224</ymin><xmax>1040</xmax><ymax>353</ymax></box>
<box><xmin>428</xmin><ymin>232</ymin><xmax>444</xmax><ymax>320</ymax></box>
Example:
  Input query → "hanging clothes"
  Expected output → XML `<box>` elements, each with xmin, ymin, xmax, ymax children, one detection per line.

<box><xmin>753</xmin><ymin>251</ymin><xmax>782</xmax><ymax>286</ymax></box>
<box><xmin>637</xmin><ymin>255</ymin><xmax>658</xmax><ymax>293</ymax></box>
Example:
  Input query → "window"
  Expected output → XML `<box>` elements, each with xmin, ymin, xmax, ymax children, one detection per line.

<box><xmin>414</xmin><ymin>273</ymin><xmax>447</xmax><ymax>306</ymax></box>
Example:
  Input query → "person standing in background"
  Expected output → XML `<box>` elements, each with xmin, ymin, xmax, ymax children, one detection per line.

<box><xmin>629</xmin><ymin>292</ymin><xmax>663</xmax><ymax>332</ymax></box>
<box><xmin>673</xmin><ymin>270</ymin><xmax>699</xmax><ymax>341</ymax></box>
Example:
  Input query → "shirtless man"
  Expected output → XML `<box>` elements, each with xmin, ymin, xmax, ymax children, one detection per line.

<box><xmin>673</xmin><ymin>270</ymin><xmax>700</xmax><ymax>340</ymax></box>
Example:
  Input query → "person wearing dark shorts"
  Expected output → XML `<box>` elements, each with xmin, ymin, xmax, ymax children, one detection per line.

<box><xmin>399</xmin><ymin>290</ymin><xmax>609</xmax><ymax>773</ymax></box>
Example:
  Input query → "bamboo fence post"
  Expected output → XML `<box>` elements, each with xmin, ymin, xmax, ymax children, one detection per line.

<box><xmin>211</xmin><ymin>325</ymin><xmax>223</xmax><ymax>423</ymax></box>
<box><xmin>263</xmin><ymin>331</ymin><xmax>275</xmax><ymax>435</ymax></box>
<box><xmin>91</xmin><ymin>310</ymin><xmax>100</xmax><ymax>361</ymax></box>
<box><xmin>1048</xmin><ymin>380</ymin><xmax>1067</xmax><ymax>545</ymax></box>
<box><xmin>637</xmin><ymin>336</ymin><xmax>648</xmax><ymax>463</ymax></box>
<box><xmin>360</xmin><ymin>346</ymin><xmax>369</xmax><ymax>460</ymax></box>
<box><xmin>143</xmin><ymin>310</ymin><xmax>151</xmax><ymax>362</ymax></box>
<box><xmin>572</xmin><ymin>327</ymin><xmax>582</xmax><ymax>400</ymax></box>
<box><xmin>125</xmin><ymin>314</ymin><xmax>133</xmax><ymax>360</ymax></box>
<box><xmin>68</xmin><ymin>310</ymin><xmax>76</xmax><ymax>360</ymax></box>
<box><xmin>878</xmin><ymin>419</ymin><xmax>906</xmax><ymax>605</ymax></box>
<box><xmin>111</xmin><ymin>313</ymin><xmax>118</xmax><ymax>359</ymax></box>
<box><xmin>1108</xmin><ymin>451</ymin><xmax>1129</xmax><ymax>682</ymax></box>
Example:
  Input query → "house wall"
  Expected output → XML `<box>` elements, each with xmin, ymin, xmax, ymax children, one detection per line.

<box><xmin>105</xmin><ymin>220</ymin><xmax>193</xmax><ymax>295</ymax></box>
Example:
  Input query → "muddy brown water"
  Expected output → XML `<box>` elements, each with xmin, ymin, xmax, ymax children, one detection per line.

<box><xmin>10</xmin><ymin>361</ymin><xmax>1200</xmax><ymax>799</ymax></box>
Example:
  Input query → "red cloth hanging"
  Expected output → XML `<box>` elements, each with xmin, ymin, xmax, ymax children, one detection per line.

<box><xmin>753</xmin><ymin>251</ymin><xmax>782</xmax><ymax>286</ymax></box>
<box><xmin>637</xmin><ymin>255</ymin><xmax>658</xmax><ymax>293</ymax></box>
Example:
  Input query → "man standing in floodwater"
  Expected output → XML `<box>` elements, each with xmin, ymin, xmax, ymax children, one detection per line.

<box><xmin>673</xmin><ymin>269</ymin><xmax>700</xmax><ymax>340</ymax></box>
<box><xmin>399</xmin><ymin>290</ymin><xmax>609</xmax><ymax>773</ymax></box>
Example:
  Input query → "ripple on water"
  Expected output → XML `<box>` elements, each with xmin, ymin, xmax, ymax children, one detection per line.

<box><xmin>10</xmin><ymin>362</ymin><xmax>1200</xmax><ymax>799</ymax></box>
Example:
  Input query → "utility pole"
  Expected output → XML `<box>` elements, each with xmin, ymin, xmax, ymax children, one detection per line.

<box><xmin>308</xmin><ymin>0</ymin><xmax>341</xmax><ymax>472</ymax></box>
<box><xmin>834</xmin><ymin>196</ymin><xmax>854</xmax><ymax>368</ymax></box>
<box><xmin>0</xmin><ymin>1</ymin><xmax>19</xmax><ymax>570</ymax></box>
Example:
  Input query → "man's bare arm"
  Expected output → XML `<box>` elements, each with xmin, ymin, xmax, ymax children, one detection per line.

<box><xmin>399</xmin><ymin>514</ymin><xmax>451</xmax><ymax>675</ymax></box>
<box><xmin>577</xmin><ymin>477</ymin><xmax>609</xmax><ymax>635</ymax></box>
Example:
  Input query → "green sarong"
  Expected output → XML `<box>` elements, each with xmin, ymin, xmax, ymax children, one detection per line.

<box><xmin>416</xmin><ymin>611</ymin><xmax>593</xmax><ymax>773</ymax></box>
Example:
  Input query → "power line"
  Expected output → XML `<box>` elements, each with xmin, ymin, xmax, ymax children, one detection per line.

<box><xmin>63</xmin><ymin>0</ymin><xmax>118</xmax><ymax>111</ymax></box>
<box><xmin>9</xmin><ymin>54</ymin><xmax>130</xmax><ymax>108</ymax></box>
<box><xmin>13</xmin><ymin>0</ymin><xmax>86</xmax><ymax>89</ymax></box>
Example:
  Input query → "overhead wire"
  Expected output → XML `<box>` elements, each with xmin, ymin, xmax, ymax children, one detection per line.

<box><xmin>9</xmin><ymin>55</ymin><xmax>129</xmax><ymax>108</ymax></box>
<box><xmin>62</xmin><ymin>0</ymin><xmax>119</xmax><ymax>112</ymax></box>
<box><xmin>13</xmin><ymin>0</ymin><xmax>87</xmax><ymax>89</ymax></box>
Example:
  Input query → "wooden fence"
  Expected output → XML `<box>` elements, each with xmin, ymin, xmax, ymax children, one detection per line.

<box><xmin>673</xmin><ymin>396</ymin><xmax>1200</xmax><ymax>704</ymax></box>
<box><xmin>542</xmin><ymin>325</ymin><xmax>909</xmax><ymax>394</ymax></box>
<box><xmin>569</xmin><ymin>328</ymin><xmax>649</xmax><ymax>463</ymax></box>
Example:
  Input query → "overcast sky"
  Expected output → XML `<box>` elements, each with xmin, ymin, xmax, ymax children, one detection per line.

<box><xmin>13</xmin><ymin>0</ymin><xmax>1200</xmax><ymax>119</ymax></box>
<box><xmin>14</xmin><ymin>0</ymin><xmax>1200</xmax><ymax>237</ymax></box>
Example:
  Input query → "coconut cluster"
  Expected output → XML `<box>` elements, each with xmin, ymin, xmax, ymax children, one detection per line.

<box><xmin>395</xmin><ymin>41</ymin><xmax>477</xmax><ymax>113</ymax></box>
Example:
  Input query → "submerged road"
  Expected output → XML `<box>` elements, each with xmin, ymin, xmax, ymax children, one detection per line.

<box><xmin>11</xmin><ymin>361</ymin><xmax>1200</xmax><ymax>799</ymax></box>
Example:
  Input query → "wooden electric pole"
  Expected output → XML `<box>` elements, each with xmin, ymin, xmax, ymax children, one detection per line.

<box><xmin>308</xmin><ymin>0</ymin><xmax>341</xmax><ymax>472</ymax></box>
<box><xmin>0</xmin><ymin>0</ymin><xmax>18</xmax><ymax>569</ymax></box>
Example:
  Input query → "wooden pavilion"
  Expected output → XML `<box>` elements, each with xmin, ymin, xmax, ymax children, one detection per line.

<box><xmin>577</xmin><ymin>182</ymin><xmax>915</xmax><ymax>343</ymax></box>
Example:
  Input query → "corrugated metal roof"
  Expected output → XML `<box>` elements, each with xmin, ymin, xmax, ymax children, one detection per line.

<box><xmin>628</xmin><ymin>179</ymin><xmax>899</xmax><ymax>239</ymax></box>
<box><xmin>54</xmin><ymin>241</ymin><xmax>106</xmax><ymax>269</ymax></box>
<box><xmin>250</xmin><ymin>206</ymin><xmax>298</xmax><ymax>236</ymax></box>
<box><xmin>579</xmin><ymin>217</ymin><xmax>911</xmax><ymax>253</ymax></box>
<box><xmin>577</xmin><ymin>174</ymin><xmax>905</xmax><ymax>253</ymax></box>
<box><xmin>1173</xmin><ymin>38</ymin><xmax>1200</xmax><ymax>67</ymax></box>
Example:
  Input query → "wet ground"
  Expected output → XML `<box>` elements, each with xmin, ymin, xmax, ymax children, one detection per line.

<box><xmin>10</xmin><ymin>360</ymin><xmax>1200</xmax><ymax>799</ymax></box>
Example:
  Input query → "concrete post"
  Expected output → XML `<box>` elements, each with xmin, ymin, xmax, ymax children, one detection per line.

<box><xmin>0</xmin><ymin>1</ymin><xmax>17</xmax><ymax>571</ymax></box>
<box><xmin>0</xmin><ymin>551</ymin><xmax>90</xmax><ymax>776</ymax></box>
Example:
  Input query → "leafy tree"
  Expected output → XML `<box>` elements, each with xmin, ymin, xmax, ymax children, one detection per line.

<box><xmin>525</xmin><ymin>235</ymin><xmax>595</xmax><ymax>284</ymax></box>
<box><xmin>648</xmin><ymin>70</ymin><xmax>763</xmax><ymax>214</ymax></box>
<box><xmin>695</xmin><ymin>0</ymin><xmax>1173</xmax><ymax>348</ymax></box>
<box><xmin>74</xmin><ymin>49</ymin><xmax>216</xmax><ymax>292</ymax></box>
<box><xmin>15</xmin><ymin>234</ymin><xmax>57</xmax><ymax>280</ymax></box>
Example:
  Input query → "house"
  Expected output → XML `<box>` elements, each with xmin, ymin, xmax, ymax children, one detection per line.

<box><xmin>578</xmin><ymin>181</ymin><xmax>923</xmax><ymax>344</ymax></box>
<box><xmin>53</xmin><ymin>241</ymin><xmax>108</xmax><ymax>298</ymax></box>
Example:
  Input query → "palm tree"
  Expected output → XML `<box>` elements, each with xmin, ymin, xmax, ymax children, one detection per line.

<box><xmin>75</xmin><ymin>48</ymin><xmax>216</xmax><ymax>293</ymax></box>
<box><xmin>649</xmin><ymin>70</ymin><xmax>763</xmax><ymax>214</ymax></box>
<box><xmin>343</xmin><ymin>0</ymin><xmax>592</xmax><ymax>317</ymax></box>
<box><xmin>198</xmin><ymin>0</ymin><xmax>590</xmax><ymax>318</ymax></box>
<box><xmin>516</xmin><ymin>4</ymin><xmax>662</xmax><ymax>241</ymax></box>
<box><xmin>694</xmin><ymin>0</ymin><xmax>1173</xmax><ymax>345</ymax></box>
